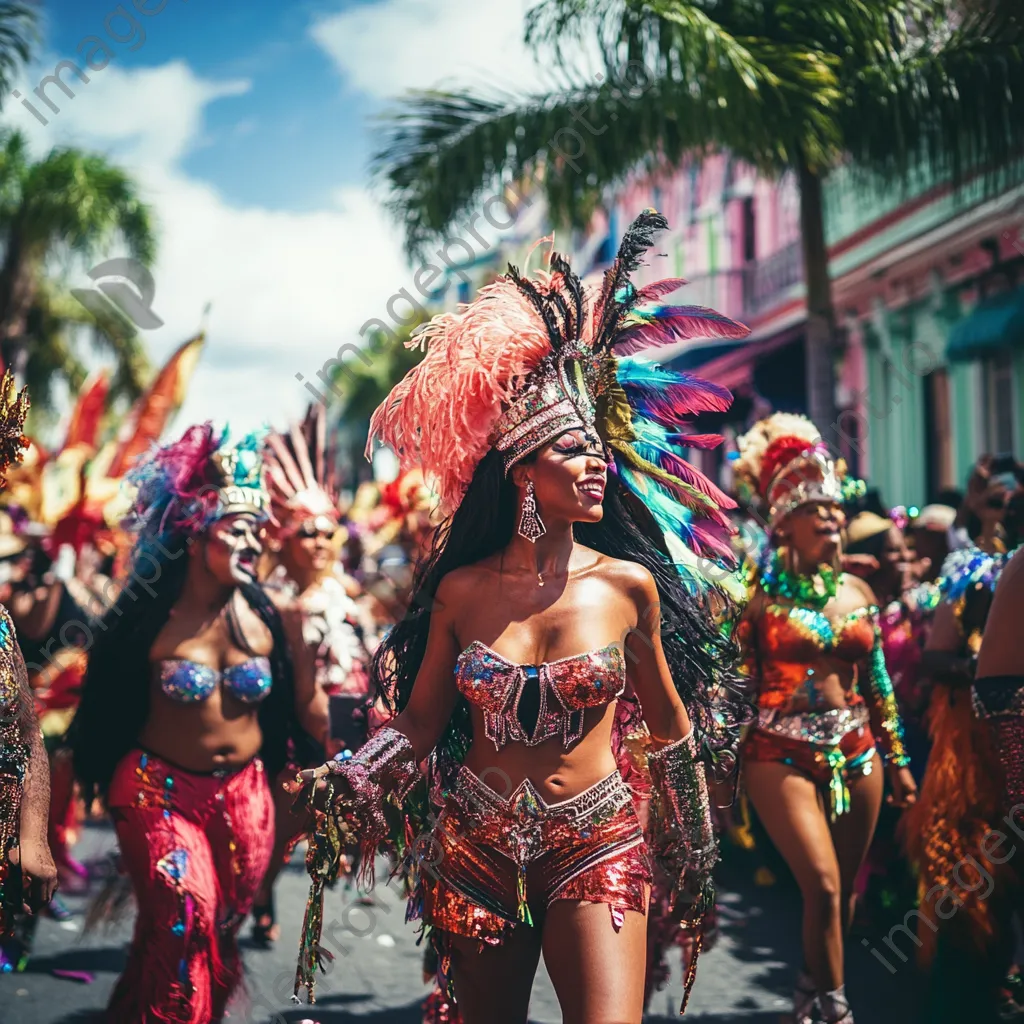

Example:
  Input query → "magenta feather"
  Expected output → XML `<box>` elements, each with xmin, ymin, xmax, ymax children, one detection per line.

<box><xmin>688</xmin><ymin>523</ymin><xmax>736</xmax><ymax>563</ymax></box>
<box><xmin>667</xmin><ymin>432</ymin><xmax>725</xmax><ymax>450</ymax></box>
<box><xmin>634</xmin><ymin>278</ymin><xmax>689</xmax><ymax>304</ymax></box>
<box><xmin>614</xmin><ymin>305</ymin><xmax>749</xmax><ymax>356</ymax></box>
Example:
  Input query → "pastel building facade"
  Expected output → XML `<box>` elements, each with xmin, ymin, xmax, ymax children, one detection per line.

<box><xmin>413</xmin><ymin>158</ymin><xmax>1024</xmax><ymax>510</ymax></box>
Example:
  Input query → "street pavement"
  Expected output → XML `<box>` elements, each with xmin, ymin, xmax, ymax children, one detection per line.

<box><xmin>2</xmin><ymin>820</ymin><xmax>920</xmax><ymax>1023</ymax></box>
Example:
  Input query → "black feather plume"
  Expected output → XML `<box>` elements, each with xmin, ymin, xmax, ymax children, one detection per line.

<box><xmin>593</xmin><ymin>209</ymin><xmax>669</xmax><ymax>354</ymax></box>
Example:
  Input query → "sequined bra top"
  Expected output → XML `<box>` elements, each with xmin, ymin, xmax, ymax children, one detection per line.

<box><xmin>742</xmin><ymin>603</ymin><xmax>877</xmax><ymax>712</ymax></box>
<box><xmin>455</xmin><ymin>641</ymin><xmax>626</xmax><ymax>750</ymax></box>
<box><xmin>158</xmin><ymin>657</ymin><xmax>273</xmax><ymax>704</ymax></box>
<box><xmin>155</xmin><ymin>597</ymin><xmax>272</xmax><ymax>705</ymax></box>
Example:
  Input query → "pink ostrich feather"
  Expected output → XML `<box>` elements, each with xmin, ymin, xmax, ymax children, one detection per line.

<box><xmin>366</xmin><ymin>276</ymin><xmax>555</xmax><ymax>514</ymax></box>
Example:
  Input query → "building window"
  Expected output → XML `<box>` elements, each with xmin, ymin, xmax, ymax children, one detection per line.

<box><xmin>982</xmin><ymin>351</ymin><xmax>1017</xmax><ymax>454</ymax></box>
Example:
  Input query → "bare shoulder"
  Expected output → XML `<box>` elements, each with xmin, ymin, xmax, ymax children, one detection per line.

<box><xmin>589</xmin><ymin>551</ymin><xmax>657</xmax><ymax>598</ymax></box>
<box><xmin>843</xmin><ymin>572</ymin><xmax>877</xmax><ymax>607</ymax></box>
<box><xmin>267</xmin><ymin>585</ymin><xmax>296</xmax><ymax>615</ymax></box>
<box><xmin>434</xmin><ymin>564</ymin><xmax>491</xmax><ymax>617</ymax></box>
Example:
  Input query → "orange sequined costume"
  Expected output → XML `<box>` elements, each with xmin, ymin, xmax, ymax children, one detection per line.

<box><xmin>739</xmin><ymin>598</ymin><xmax>908</xmax><ymax>818</ymax></box>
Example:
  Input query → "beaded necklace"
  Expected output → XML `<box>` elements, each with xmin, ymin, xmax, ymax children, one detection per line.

<box><xmin>760</xmin><ymin>548</ymin><xmax>840</xmax><ymax>611</ymax></box>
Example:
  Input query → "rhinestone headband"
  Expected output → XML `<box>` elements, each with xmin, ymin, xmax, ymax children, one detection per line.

<box><xmin>491</xmin><ymin>357</ymin><xmax>599</xmax><ymax>471</ymax></box>
<box><xmin>766</xmin><ymin>449</ymin><xmax>843</xmax><ymax>527</ymax></box>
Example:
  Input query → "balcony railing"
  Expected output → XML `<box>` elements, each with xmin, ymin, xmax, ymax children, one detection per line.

<box><xmin>742</xmin><ymin>240</ymin><xmax>804</xmax><ymax>318</ymax></box>
<box><xmin>674</xmin><ymin>241</ymin><xmax>805</xmax><ymax>323</ymax></box>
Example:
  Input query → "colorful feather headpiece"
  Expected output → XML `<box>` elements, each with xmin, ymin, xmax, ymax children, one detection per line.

<box><xmin>265</xmin><ymin>404</ymin><xmax>340</xmax><ymax>540</ymax></box>
<box><xmin>367</xmin><ymin>209</ymin><xmax>749</xmax><ymax>560</ymax></box>
<box><xmin>123</xmin><ymin>422</ymin><xmax>270</xmax><ymax>547</ymax></box>
<box><xmin>733</xmin><ymin>413</ymin><xmax>845</xmax><ymax>529</ymax></box>
<box><xmin>0</xmin><ymin>370</ymin><xmax>30</xmax><ymax>491</ymax></box>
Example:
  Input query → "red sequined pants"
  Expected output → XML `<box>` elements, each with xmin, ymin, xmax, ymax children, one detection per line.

<box><xmin>421</xmin><ymin>767</ymin><xmax>651</xmax><ymax>944</ymax></box>
<box><xmin>105</xmin><ymin>750</ymin><xmax>273</xmax><ymax>1024</ymax></box>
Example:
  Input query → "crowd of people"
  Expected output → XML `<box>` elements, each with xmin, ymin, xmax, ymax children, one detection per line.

<box><xmin>0</xmin><ymin>212</ymin><xmax>1021</xmax><ymax>1024</ymax></box>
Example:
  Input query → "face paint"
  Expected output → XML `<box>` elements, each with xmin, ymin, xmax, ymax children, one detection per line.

<box><xmin>228</xmin><ymin>546</ymin><xmax>259</xmax><ymax>585</ymax></box>
<box><xmin>208</xmin><ymin>513</ymin><xmax>264</xmax><ymax>585</ymax></box>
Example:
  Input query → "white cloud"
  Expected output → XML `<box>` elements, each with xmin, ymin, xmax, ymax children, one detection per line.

<box><xmin>311</xmin><ymin>0</ymin><xmax>592</xmax><ymax>100</ymax></box>
<box><xmin>3</xmin><ymin>57</ymin><xmax>411</xmax><ymax>437</ymax></box>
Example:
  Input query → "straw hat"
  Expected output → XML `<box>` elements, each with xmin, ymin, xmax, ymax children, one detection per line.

<box><xmin>846</xmin><ymin>511</ymin><xmax>893</xmax><ymax>547</ymax></box>
<box><xmin>914</xmin><ymin>504</ymin><xmax>957</xmax><ymax>532</ymax></box>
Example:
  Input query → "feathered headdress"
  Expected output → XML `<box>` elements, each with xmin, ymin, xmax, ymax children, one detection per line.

<box><xmin>265</xmin><ymin>404</ymin><xmax>340</xmax><ymax>539</ymax></box>
<box><xmin>0</xmin><ymin>370</ymin><xmax>30</xmax><ymax>491</ymax></box>
<box><xmin>732</xmin><ymin>413</ymin><xmax>846</xmax><ymax>529</ymax></box>
<box><xmin>367</xmin><ymin>210</ymin><xmax>748</xmax><ymax>562</ymax></box>
<box><xmin>123</xmin><ymin>422</ymin><xmax>269</xmax><ymax>547</ymax></box>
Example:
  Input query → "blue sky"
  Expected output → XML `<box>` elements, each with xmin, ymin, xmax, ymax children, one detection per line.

<box><xmin>41</xmin><ymin>0</ymin><xmax>379</xmax><ymax>209</ymax></box>
<box><xmin>11</xmin><ymin>0</ymin><xmax>548</xmax><ymax>433</ymax></box>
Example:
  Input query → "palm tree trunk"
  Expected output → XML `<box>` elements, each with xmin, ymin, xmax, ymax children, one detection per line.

<box><xmin>796</xmin><ymin>160</ymin><xmax>839</xmax><ymax>438</ymax></box>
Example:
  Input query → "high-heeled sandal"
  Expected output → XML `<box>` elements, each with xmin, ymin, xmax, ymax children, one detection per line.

<box><xmin>793</xmin><ymin>971</ymin><xmax>819</xmax><ymax>1024</ymax></box>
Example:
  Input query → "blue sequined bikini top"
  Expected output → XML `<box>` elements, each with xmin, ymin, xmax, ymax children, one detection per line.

<box><xmin>158</xmin><ymin>657</ymin><xmax>272</xmax><ymax>704</ymax></box>
<box><xmin>156</xmin><ymin>596</ymin><xmax>272</xmax><ymax>705</ymax></box>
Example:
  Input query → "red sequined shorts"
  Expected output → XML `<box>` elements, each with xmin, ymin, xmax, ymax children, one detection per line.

<box><xmin>420</xmin><ymin>767</ymin><xmax>652</xmax><ymax>943</ymax></box>
<box><xmin>743</xmin><ymin>707</ymin><xmax>877</xmax><ymax>816</ymax></box>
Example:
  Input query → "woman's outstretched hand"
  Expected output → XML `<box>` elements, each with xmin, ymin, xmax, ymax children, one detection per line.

<box><xmin>283</xmin><ymin>761</ymin><xmax>345</xmax><ymax>815</ymax></box>
<box><xmin>283</xmin><ymin>763</ymin><xmax>331</xmax><ymax>795</ymax></box>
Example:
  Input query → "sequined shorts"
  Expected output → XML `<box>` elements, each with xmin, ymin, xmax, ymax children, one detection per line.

<box><xmin>419</xmin><ymin>766</ymin><xmax>652</xmax><ymax>943</ymax></box>
<box><xmin>743</xmin><ymin>707</ymin><xmax>877</xmax><ymax>816</ymax></box>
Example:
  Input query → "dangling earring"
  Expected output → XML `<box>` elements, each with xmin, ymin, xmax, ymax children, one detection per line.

<box><xmin>517</xmin><ymin>479</ymin><xmax>546</xmax><ymax>543</ymax></box>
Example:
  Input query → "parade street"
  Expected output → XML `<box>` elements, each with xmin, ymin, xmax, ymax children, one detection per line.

<box><xmin>4</xmin><ymin>821</ymin><xmax>919</xmax><ymax>1024</ymax></box>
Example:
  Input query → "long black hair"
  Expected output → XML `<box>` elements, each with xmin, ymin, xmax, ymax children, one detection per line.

<box><xmin>70</xmin><ymin>536</ymin><xmax>320</xmax><ymax>808</ymax></box>
<box><xmin>373</xmin><ymin>448</ymin><xmax>746</xmax><ymax>776</ymax></box>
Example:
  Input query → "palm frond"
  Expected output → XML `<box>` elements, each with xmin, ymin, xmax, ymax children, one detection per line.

<box><xmin>376</xmin><ymin>1</ymin><xmax>847</xmax><ymax>254</ymax></box>
<box><xmin>840</xmin><ymin>0</ymin><xmax>1024</xmax><ymax>189</ymax></box>
<box><xmin>20</xmin><ymin>149</ymin><xmax>157</xmax><ymax>263</ymax></box>
<box><xmin>0</xmin><ymin>3</ymin><xmax>36</xmax><ymax>103</ymax></box>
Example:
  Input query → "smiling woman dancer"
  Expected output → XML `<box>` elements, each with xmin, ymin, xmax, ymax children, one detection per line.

<box><xmin>70</xmin><ymin>424</ymin><xmax>327</xmax><ymax>1024</ymax></box>
<box><xmin>289</xmin><ymin>212</ymin><xmax>748</xmax><ymax>1024</ymax></box>
<box><xmin>732</xmin><ymin>415</ymin><xmax>916</xmax><ymax>1024</ymax></box>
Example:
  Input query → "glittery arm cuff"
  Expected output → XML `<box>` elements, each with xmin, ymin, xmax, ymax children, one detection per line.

<box><xmin>295</xmin><ymin>726</ymin><xmax>419</xmax><ymax>1004</ymax></box>
<box><xmin>323</xmin><ymin>726</ymin><xmax>420</xmax><ymax>841</ymax></box>
<box><xmin>646</xmin><ymin>730</ymin><xmax>718</xmax><ymax>907</ymax></box>
<box><xmin>865</xmin><ymin>617</ymin><xmax>911</xmax><ymax>767</ymax></box>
